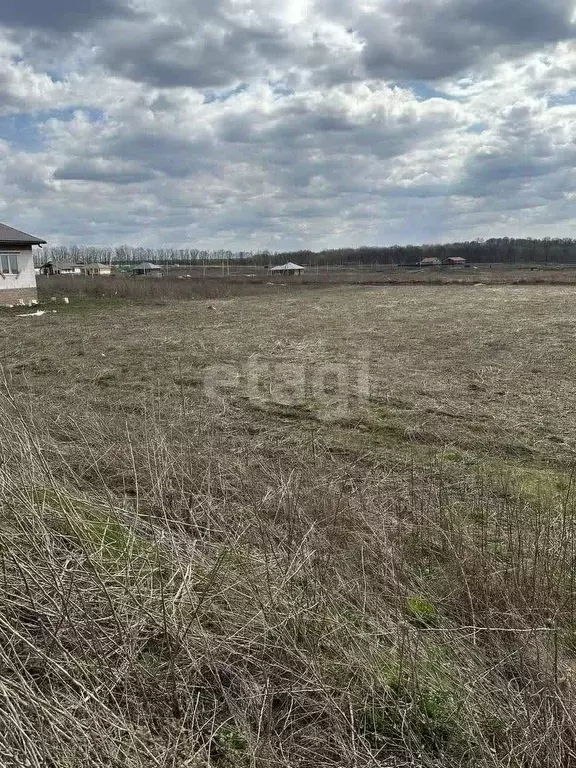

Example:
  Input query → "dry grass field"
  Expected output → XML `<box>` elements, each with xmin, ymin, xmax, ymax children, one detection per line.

<box><xmin>3</xmin><ymin>284</ymin><xmax>576</xmax><ymax>766</ymax></box>
<box><xmin>37</xmin><ymin>263</ymin><xmax>576</xmax><ymax>304</ymax></box>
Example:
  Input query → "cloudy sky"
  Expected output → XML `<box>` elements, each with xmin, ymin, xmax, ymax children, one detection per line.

<box><xmin>0</xmin><ymin>0</ymin><xmax>575</xmax><ymax>250</ymax></box>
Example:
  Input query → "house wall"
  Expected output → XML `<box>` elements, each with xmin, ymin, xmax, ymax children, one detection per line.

<box><xmin>0</xmin><ymin>245</ymin><xmax>38</xmax><ymax>305</ymax></box>
<box><xmin>81</xmin><ymin>267</ymin><xmax>112</xmax><ymax>276</ymax></box>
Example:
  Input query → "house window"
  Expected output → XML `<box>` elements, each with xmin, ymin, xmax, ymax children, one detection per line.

<box><xmin>0</xmin><ymin>253</ymin><xmax>19</xmax><ymax>274</ymax></box>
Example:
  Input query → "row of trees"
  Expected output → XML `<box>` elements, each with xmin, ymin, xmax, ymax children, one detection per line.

<box><xmin>36</xmin><ymin>245</ymin><xmax>255</xmax><ymax>266</ymax></box>
<box><xmin>36</xmin><ymin>238</ymin><xmax>576</xmax><ymax>267</ymax></box>
<box><xmin>276</xmin><ymin>238</ymin><xmax>576</xmax><ymax>266</ymax></box>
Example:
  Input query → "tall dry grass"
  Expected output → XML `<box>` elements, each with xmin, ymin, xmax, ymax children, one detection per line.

<box><xmin>37</xmin><ymin>265</ymin><xmax>576</xmax><ymax>305</ymax></box>
<box><xmin>2</xmin><ymin>377</ymin><xmax>576</xmax><ymax>767</ymax></box>
<box><xmin>38</xmin><ymin>274</ymin><xmax>287</xmax><ymax>302</ymax></box>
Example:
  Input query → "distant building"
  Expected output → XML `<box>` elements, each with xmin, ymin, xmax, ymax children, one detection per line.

<box><xmin>0</xmin><ymin>222</ymin><xmax>46</xmax><ymax>305</ymax></box>
<box><xmin>443</xmin><ymin>256</ymin><xmax>467</xmax><ymax>266</ymax></box>
<box><xmin>80</xmin><ymin>262</ymin><xmax>112</xmax><ymax>276</ymax></box>
<box><xmin>133</xmin><ymin>262</ymin><xmax>163</xmax><ymax>276</ymax></box>
<box><xmin>268</xmin><ymin>262</ymin><xmax>305</xmax><ymax>275</ymax></box>
<box><xmin>40</xmin><ymin>260</ymin><xmax>82</xmax><ymax>276</ymax></box>
<box><xmin>418</xmin><ymin>257</ymin><xmax>442</xmax><ymax>267</ymax></box>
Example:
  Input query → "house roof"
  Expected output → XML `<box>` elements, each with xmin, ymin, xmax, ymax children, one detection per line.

<box><xmin>82</xmin><ymin>262</ymin><xmax>110</xmax><ymax>270</ymax></box>
<box><xmin>269</xmin><ymin>262</ymin><xmax>305</xmax><ymax>271</ymax></box>
<box><xmin>420</xmin><ymin>257</ymin><xmax>441</xmax><ymax>264</ymax></box>
<box><xmin>133</xmin><ymin>262</ymin><xmax>162</xmax><ymax>270</ymax></box>
<box><xmin>0</xmin><ymin>222</ymin><xmax>46</xmax><ymax>245</ymax></box>
<box><xmin>40</xmin><ymin>260</ymin><xmax>81</xmax><ymax>270</ymax></box>
<box><xmin>445</xmin><ymin>256</ymin><xmax>466</xmax><ymax>262</ymax></box>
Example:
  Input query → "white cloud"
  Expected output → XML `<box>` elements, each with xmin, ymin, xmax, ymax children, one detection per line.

<box><xmin>0</xmin><ymin>0</ymin><xmax>574</xmax><ymax>247</ymax></box>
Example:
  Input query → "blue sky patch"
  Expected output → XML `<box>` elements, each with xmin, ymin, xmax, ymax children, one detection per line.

<box><xmin>0</xmin><ymin>107</ymin><xmax>105</xmax><ymax>150</ymax></box>
<box><xmin>401</xmin><ymin>81</ymin><xmax>461</xmax><ymax>102</ymax></box>
<box><xmin>46</xmin><ymin>70</ymin><xmax>66</xmax><ymax>83</ymax></box>
<box><xmin>0</xmin><ymin>113</ymin><xmax>40</xmax><ymax>149</ymax></box>
<box><xmin>548</xmin><ymin>90</ymin><xmax>576</xmax><ymax>107</ymax></box>
<box><xmin>203</xmin><ymin>83</ymin><xmax>249</xmax><ymax>104</ymax></box>
<box><xmin>269</xmin><ymin>79</ymin><xmax>295</xmax><ymax>97</ymax></box>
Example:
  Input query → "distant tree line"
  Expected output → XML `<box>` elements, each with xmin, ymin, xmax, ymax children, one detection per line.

<box><xmin>35</xmin><ymin>245</ymin><xmax>256</xmax><ymax>266</ymax></box>
<box><xmin>274</xmin><ymin>238</ymin><xmax>576</xmax><ymax>266</ymax></box>
<box><xmin>36</xmin><ymin>238</ymin><xmax>576</xmax><ymax>267</ymax></box>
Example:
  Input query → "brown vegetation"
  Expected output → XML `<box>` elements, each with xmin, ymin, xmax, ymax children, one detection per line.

<box><xmin>2</xmin><ymin>285</ymin><xmax>576</xmax><ymax>766</ymax></box>
<box><xmin>37</xmin><ymin>264</ymin><xmax>576</xmax><ymax>305</ymax></box>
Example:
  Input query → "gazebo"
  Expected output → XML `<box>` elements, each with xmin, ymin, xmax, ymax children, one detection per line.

<box><xmin>418</xmin><ymin>257</ymin><xmax>442</xmax><ymax>267</ymax></box>
<box><xmin>268</xmin><ymin>262</ymin><xmax>305</xmax><ymax>276</ymax></box>
<box><xmin>132</xmin><ymin>262</ymin><xmax>163</xmax><ymax>276</ymax></box>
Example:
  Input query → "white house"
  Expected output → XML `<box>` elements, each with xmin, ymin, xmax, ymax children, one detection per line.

<box><xmin>40</xmin><ymin>260</ymin><xmax>82</xmax><ymax>275</ymax></box>
<box><xmin>0</xmin><ymin>223</ymin><xmax>46</xmax><ymax>305</ymax></box>
<box><xmin>80</xmin><ymin>262</ymin><xmax>112</xmax><ymax>276</ymax></box>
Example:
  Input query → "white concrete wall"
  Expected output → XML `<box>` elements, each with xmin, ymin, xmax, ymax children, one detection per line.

<box><xmin>0</xmin><ymin>250</ymin><xmax>36</xmax><ymax>292</ymax></box>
